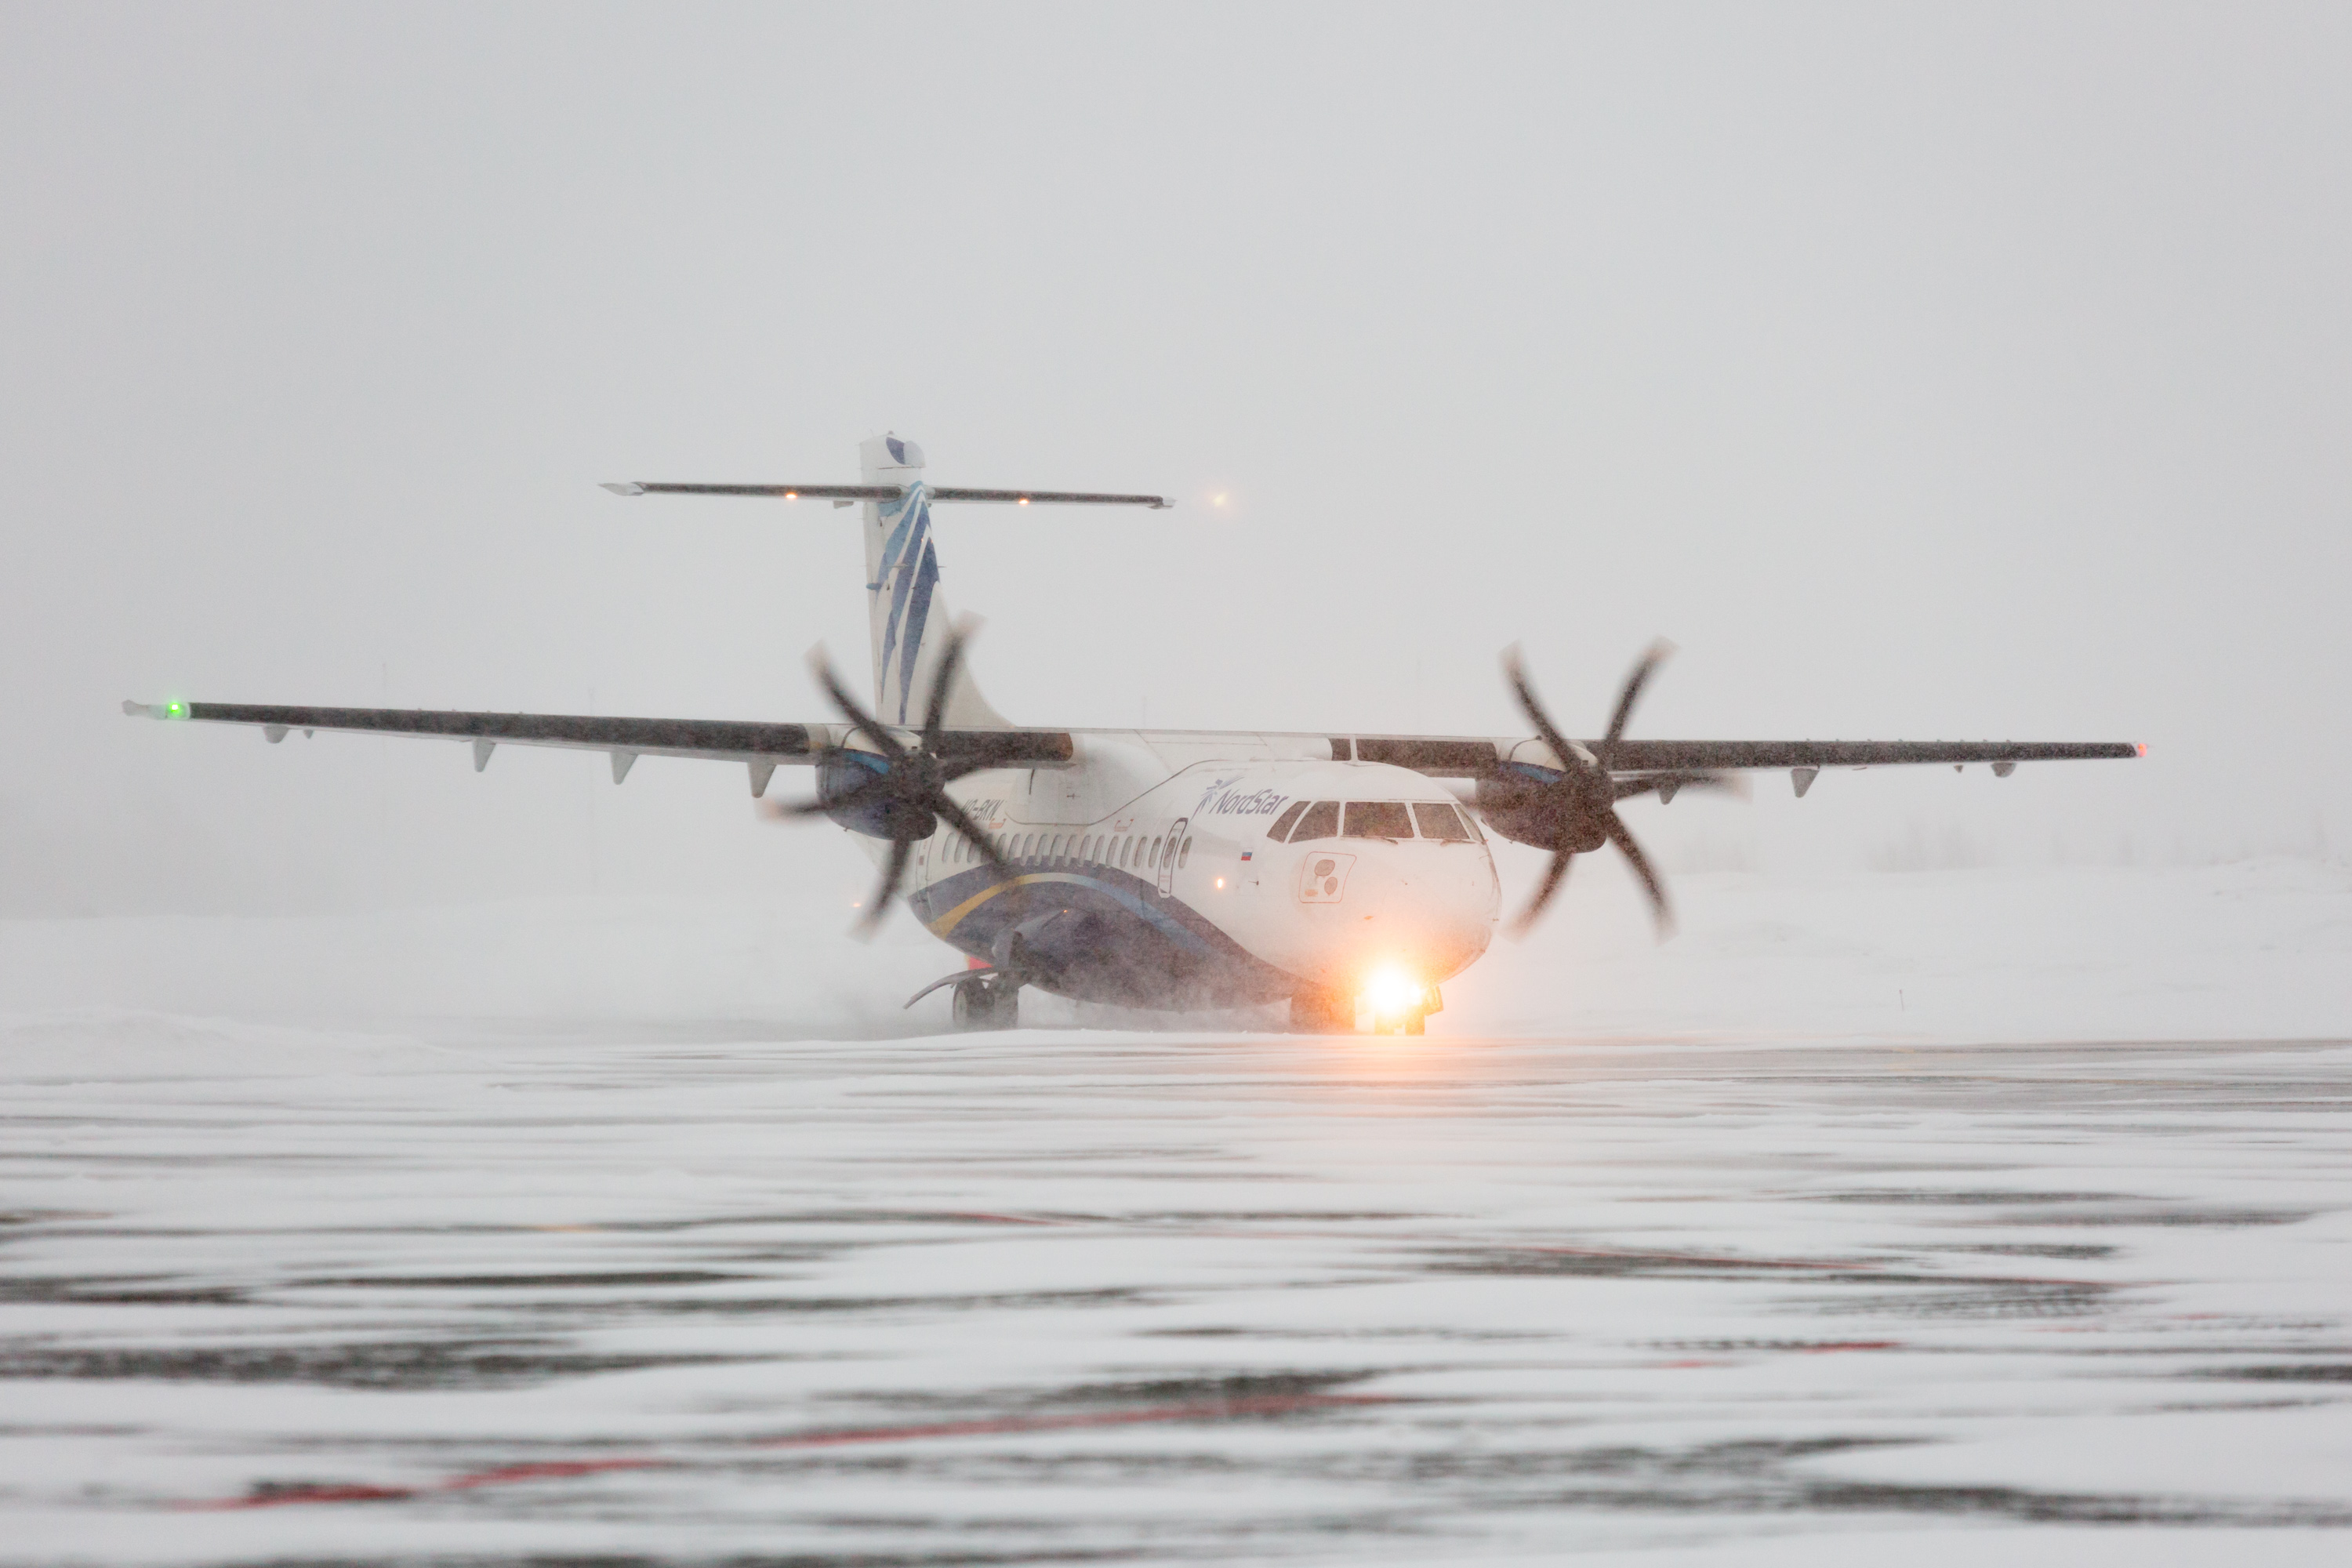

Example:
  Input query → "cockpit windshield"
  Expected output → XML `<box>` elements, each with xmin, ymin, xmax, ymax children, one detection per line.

<box><xmin>1287</xmin><ymin>800</ymin><xmax>1340</xmax><ymax>841</ymax></box>
<box><xmin>1342</xmin><ymin>801</ymin><xmax>1414</xmax><ymax>840</ymax></box>
<box><xmin>1278</xmin><ymin>800</ymin><xmax>1476</xmax><ymax>843</ymax></box>
<box><xmin>1413</xmin><ymin>801</ymin><xmax>1475</xmax><ymax>841</ymax></box>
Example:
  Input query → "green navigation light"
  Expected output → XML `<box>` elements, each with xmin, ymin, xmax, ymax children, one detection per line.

<box><xmin>166</xmin><ymin>701</ymin><xmax>187</xmax><ymax>718</ymax></box>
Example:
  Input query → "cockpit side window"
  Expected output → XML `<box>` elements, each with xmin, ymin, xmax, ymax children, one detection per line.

<box><xmin>1268</xmin><ymin>800</ymin><xmax>1308</xmax><ymax>840</ymax></box>
<box><xmin>1413</xmin><ymin>801</ymin><xmax>1475</xmax><ymax>841</ymax></box>
<box><xmin>1289</xmin><ymin>800</ymin><xmax>1340</xmax><ymax>841</ymax></box>
<box><xmin>1343</xmin><ymin>801</ymin><xmax>1414</xmax><ymax>840</ymax></box>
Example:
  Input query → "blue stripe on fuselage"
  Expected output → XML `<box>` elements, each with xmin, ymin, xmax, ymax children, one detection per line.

<box><xmin>911</xmin><ymin>858</ymin><xmax>1295</xmax><ymax>1007</ymax></box>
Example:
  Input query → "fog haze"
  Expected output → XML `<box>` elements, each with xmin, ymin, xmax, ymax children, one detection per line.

<box><xmin>6</xmin><ymin>2</ymin><xmax>2347</xmax><ymax>916</ymax></box>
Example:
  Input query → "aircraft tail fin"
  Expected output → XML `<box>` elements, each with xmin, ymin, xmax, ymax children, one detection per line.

<box><xmin>858</xmin><ymin>434</ymin><xmax>1012</xmax><ymax>729</ymax></box>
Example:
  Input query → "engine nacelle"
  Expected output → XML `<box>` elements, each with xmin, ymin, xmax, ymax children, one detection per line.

<box><xmin>1475</xmin><ymin>767</ymin><xmax>1610</xmax><ymax>855</ymax></box>
<box><xmin>817</xmin><ymin>750</ymin><xmax>938</xmax><ymax>841</ymax></box>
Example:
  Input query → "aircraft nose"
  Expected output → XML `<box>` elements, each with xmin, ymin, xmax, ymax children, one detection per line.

<box><xmin>1338</xmin><ymin>840</ymin><xmax>1499</xmax><ymax>982</ymax></box>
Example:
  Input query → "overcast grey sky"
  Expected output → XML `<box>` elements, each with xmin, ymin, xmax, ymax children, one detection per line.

<box><xmin>5</xmin><ymin>2</ymin><xmax>2347</xmax><ymax>916</ymax></box>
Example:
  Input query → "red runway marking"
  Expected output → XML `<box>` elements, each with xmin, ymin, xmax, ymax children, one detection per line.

<box><xmin>176</xmin><ymin>1392</ymin><xmax>1391</xmax><ymax>1512</ymax></box>
<box><xmin>441</xmin><ymin>1457</ymin><xmax>670</xmax><ymax>1490</ymax></box>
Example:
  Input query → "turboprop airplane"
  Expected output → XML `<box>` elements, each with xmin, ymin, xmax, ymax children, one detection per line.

<box><xmin>125</xmin><ymin>434</ymin><xmax>2141</xmax><ymax>1034</ymax></box>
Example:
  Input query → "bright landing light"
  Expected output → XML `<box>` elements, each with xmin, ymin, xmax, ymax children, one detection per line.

<box><xmin>1362</xmin><ymin>966</ymin><xmax>1423</xmax><ymax>1018</ymax></box>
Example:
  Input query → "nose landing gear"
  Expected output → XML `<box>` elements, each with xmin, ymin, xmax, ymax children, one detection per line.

<box><xmin>1290</xmin><ymin>985</ymin><xmax>1439</xmax><ymax>1036</ymax></box>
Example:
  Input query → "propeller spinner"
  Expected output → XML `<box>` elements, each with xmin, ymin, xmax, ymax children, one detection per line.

<box><xmin>779</xmin><ymin>623</ymin><xmax>1011</xmax><ymax>935</ymax></box>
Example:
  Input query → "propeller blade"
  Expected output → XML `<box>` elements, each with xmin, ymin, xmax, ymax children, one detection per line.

<box><xmin>933</xmin><ymin>793</ymin><xmax>1011</xmax><ymax>875</ymax></box>
<box><xmin>806</xmin><ymin>646</ymin><xmax>906</xmax><ymax>761</ymax></box>
<box><xmin>779</xmin><ymin>771</ymin><xmax>891</xmax><ymax>818</ymax></box>
<box><xmin>1603</xmin><ymin>811</ymin><xmax>1675</xmax><ymax>938</ymax></box>
<box><xmin>1511</xmin><ymin>850</ymin><xmax>1573</xmax><ymax>937</ymax></box>
<box><xmin>855</xmin><ymin>836</ymin><xmax>915</xmax><ymax>938</ymax></box>
<box><xmin>1600</xmin><ymin>638</ymin><xmax>1675</xmax><ymax>764</ymax></box>
<box><xmin>920</xmin><ymin>621</ymin><xmax>971</xmax><ymax>752</ymax></box>
<box><xmin>1502</xmin><ymin>644</ymin><xmax>1588</xmax><ymax>779</ymax></box>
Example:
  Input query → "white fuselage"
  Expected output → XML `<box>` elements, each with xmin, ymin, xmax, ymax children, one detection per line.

<box><xmin>864</xmin><ymin>731</ymin><xmax>1501</xmax><ymax>1010</ymax></box>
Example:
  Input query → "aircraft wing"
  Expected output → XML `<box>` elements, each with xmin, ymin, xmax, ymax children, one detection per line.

<box><xmin>1339</xmin><ymin>735</ymin><xmax>2143</xmax><ymax>775</ymax></box>
<box><xmin>121</xmin><ymin>700</ymin><xmax>1073</xmax><ymax>793</ymax></box>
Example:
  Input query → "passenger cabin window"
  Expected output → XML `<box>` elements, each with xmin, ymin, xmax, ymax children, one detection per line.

<box><xmin>1344</xmin><ymin>801</ymin><xmax>1414</xmax><ymax>840</ymax></box>
<box><xmin>1268</xmin><ymin>800</ymin><xmax>1307</xmax><ymax>840</ymax></box>
<box><xmin>1413</xmin><ymin>802</ymin><xmax>1474</xmax><ymax>842</ymax></box>
<box><xmin>1178</xmin><ymin>837</ymin><xmax>1193</xmax><ymax>868</ymax></box>
<box><xmin>1150</xmin><ymin>836</ymin><xmax>1164</xmax><ymax>867</ymax></box>
<box><xmin>1289</xmin><ymin>801</ymin><xmax>1340</xmax><ymax>841</ymax></box>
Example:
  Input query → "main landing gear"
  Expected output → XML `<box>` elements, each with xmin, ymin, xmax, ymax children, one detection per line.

<box><xmin>1290</xmin><ymin>985</ymin><xmax>1438</xmax><ymax>1036</ymax></box>
<box><xmin>950</xmin><ymin>976</ymin><xmax>1021</xmax><ymax>1032</ymax></box>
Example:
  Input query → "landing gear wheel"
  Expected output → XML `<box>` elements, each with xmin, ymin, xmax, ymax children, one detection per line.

<box><xmin>952</xmin><ymin>978</ymin><xmax>1020</xmax><ymax>1032</ymax></box>
<box><xmin>1290</xmin><ymin>987</ymin><xmax>1355</xmax><ymax>1035</ymax></box>
<box><xmin>941</xmin><ymin>982</ymin><xmax>1007</xmax><ymax>1029</ymax></box>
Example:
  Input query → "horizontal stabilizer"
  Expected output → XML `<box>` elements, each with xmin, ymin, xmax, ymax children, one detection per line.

<box><xmin>602</xmin><ymin>483</ymin><xmax>902</xmax><ymax>501</ymax></box>
<box><xmin>603</xmin><ymin>481</ymin><xmax>1173</xmax><ymax>509</ymax></box>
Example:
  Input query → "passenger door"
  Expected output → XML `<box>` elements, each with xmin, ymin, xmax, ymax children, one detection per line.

<box><xmin>1157</xmin><ymin>817</ymin><xmax>1188</xmax><ymax>896</ymax></box>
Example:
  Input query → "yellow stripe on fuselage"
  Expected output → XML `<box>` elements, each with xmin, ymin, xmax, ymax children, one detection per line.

<box><xmin>927</xmin><ymin>872</ymin><xmax>1100</xmax><ymax>938</ymax></box>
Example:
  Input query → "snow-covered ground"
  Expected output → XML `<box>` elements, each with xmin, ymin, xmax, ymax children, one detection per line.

<box><xmin>4</xmin><ymin>856</ymin><xmax>2347</xmax><ymax>1042</ymax></box>
<box><xmin>3</xmin><ymin>862</ymin><xmax>2349</xmax><ymax>1563</ymax></box>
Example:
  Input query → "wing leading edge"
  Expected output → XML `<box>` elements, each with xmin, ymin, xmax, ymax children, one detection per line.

<box><xmin>1340</xmin><ymin>735</ymin><xmax>2143</xmax><ymax>775</ymax></box>
<box><xmin>122</xmin><ymin>701</ymin><xmax>1073</xmax><ymax>794</ymax></box>
<box><xmin>122</xmin><ymin>702</ymin><xmax>2136</xmax><ymax>793</ymax></box>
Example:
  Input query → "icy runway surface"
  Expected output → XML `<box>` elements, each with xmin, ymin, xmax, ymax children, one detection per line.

<box><xmin>7</xmin><ymin>1018</ymin><xmax>2352</xmax><ymax>1563</ymax></box>
<box><xmin>4</xmin><ymin>863</ymin><xmax>2351</xmax><ymax>1563</ymax></box>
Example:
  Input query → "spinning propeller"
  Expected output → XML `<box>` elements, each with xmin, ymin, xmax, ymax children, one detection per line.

<box><xmin>776</xmin><ymin>623</ymin><xmax>1011</xmax><ymax>935</ymax></box>
<box><xmin>1483</xmin><ymin>641</ymin><xmax>1739</xmax><ymax>938</ymax></box>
